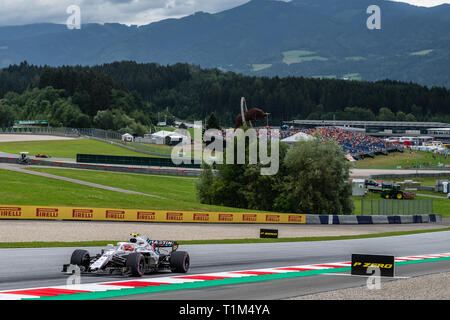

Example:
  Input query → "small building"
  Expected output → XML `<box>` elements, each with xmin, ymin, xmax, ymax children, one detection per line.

<box><xmin>121</xmin><ymin>133</ymin><xmax>134</xmax><ymax>142</ymax></box>
<box><xmin>351</xmin><ymin>179</ymin><xmax>366</xmax><ymax>196</ymax></box>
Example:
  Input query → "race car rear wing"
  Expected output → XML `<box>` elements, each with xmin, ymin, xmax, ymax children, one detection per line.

<box><xmin>147</xmin><ymin>240</ymin><xmax>179</xmax><ymax>250</ymax></box>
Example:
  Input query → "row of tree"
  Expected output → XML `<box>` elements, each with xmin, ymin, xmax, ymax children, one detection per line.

<box><xmin>308</xmin><ymin>106</ymin><xmax>420</xmax><ymax>122</ymax></box>
<box><xmin>1</xmin><ymin>61</ymin><xmax>450</xmax><ymax>129</ymax></box>
<box><xmin>0</xmin><ymin>86</ymin><xmax>150</xmax><ymax>136</ymax></box>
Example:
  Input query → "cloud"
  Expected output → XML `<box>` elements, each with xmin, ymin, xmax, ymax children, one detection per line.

<box><xmin>0</xmin><ymin>0</ymin><xmax>251</xmax><ymax>26</ymax></box>
<box><xmin>0</xmin><ymin>0</ymin><xmax>448</xmax><ymax>27</ymax></box>
<box><xmin>390</xmin><ymin>0</ymin><xmax>450</xmax><ymax>7</ymax></box>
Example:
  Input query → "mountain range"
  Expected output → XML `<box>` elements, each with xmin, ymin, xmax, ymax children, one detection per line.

<box><xmin>0</xmin><ymin>0</ymin><xmax>449</xmax><ymax>87</ymax></box>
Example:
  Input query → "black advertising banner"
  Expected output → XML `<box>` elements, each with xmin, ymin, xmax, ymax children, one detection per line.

<box><xmin>351</xmin><ymin>254</ymin><xmax>395</xmax><ymax>277</ymax></box>
<box><xmin>260</xmin><ymin>229</ymin><xmax>278</xmax><ymax>239</ymax></box>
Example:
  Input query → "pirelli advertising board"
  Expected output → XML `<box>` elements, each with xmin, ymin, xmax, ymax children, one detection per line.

<box><xmin>0</xmin><ymin>205</ymin><xmax>306</xmax><ymax>224</ymax></box>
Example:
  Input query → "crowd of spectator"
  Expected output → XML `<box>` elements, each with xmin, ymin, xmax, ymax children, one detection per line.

<box><xmin>305</xmin><ymin>127</ymin><xmax>392</xmax><ymax>155</ymax></box>
<box><xmin>279</xmin><ymin>126</ymin><xmax>393</xmax><ymax>156</ymax></box>
<box><xmin>213</xmin><ymin>126</ymin><xmax>393</xmax><ymax>157</ymax></box>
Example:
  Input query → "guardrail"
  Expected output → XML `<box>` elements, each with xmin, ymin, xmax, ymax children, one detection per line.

<box><xmin>0</xmin><ymin>156</ymin><xmax>202</xmax><ymax>177</ymax></box>
<box><xmin>0</xmin><ymin>127</ymin><xmax>121</xmax><ymax>140</ymax></box>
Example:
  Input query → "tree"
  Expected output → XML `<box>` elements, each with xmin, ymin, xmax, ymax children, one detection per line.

<box><xmin>275</xmin><ymin>139</ymin><xmax>353</xmax><ymax>214</ymax></box>
<box><xmin>93</xmin><ymin>109</ymin><xmax>115</xmax><ymax>130</ymax></box>
<box><xmin>405</xmin><ymin>113</ymin><xmax>417</xmax><ymax>122</ymax></box>
<box><xmin>396</xmin><ymin>111</ymin><xmax>406</xmax><ymax>122</ymax></box>
<box><xmin>196</xmin><ymin>129</ymin><xmax>353</xmax><ymax>215</ymax></box>
<box><xmin>196</xmin><ymin>163</ymin><xmax>216</xmax><ymax>205</ymax></box>
<box><xmin>377</xmin><ymin>107</ymin><xmax>396</xmax><ymax>121</ymax></box>
<box><xmin>2</xmin><ymin>61</ymin><xmax>450</xmax><ymax>128</ymax></box>
<box><xmin>0</xmin><ymin>102</ymin><xmax>15</xmax><ymax>126</ymax></box>
<box><xmin>206</xmin><ymin>112</ymin><xmax>221</xmax><ymax>130</ymax></box>
<box><xmin>341</xmin><ymin>107</ymin><xmax>376</xmax><ymax>121</ymax></box>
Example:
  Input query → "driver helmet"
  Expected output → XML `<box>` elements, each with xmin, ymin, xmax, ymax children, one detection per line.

<box><xmin>129</xmin><ymin>233</ymin><xmax>140</xmax><ymax>243</ymax></box>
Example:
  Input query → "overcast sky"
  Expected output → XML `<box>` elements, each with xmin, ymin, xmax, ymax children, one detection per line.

<box><xmin>0</xmin><ymin>0</ymin><xmax>449</xmax><ymax>27</ymax></box>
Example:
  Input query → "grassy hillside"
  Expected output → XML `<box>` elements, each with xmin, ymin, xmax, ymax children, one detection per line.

<box><xmin>0</xmin><ymin>169</ymin><xmax>255</xmax><ymax>212</ymax></box>
<box><xmin>0</xmin><ymin>138</ymin><xmax>153</xmax><ymax>159</ymax></box>
<box><xmin>30</xmin><ymin>168</ymin><xmax>200</xmax><ymax>203</ymax></box>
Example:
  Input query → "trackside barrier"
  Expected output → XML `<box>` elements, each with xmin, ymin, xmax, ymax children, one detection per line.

<box><xmin>0</xmin><ymin>157</ymin><xmax>201</xmax><ymax>177</ymax></box>
<box><xmin>0</xmin><ymin>205</ymin><xmax>306</xmax><ymax>224</ymax></box>
<box><xmin>0</xmin><ymin>205</ymin><xmax>441</xmax><ymax>224</ymax></box>
<box><xmin>306</xmin><ymin>214</ymin><xmax>441</xmax><ymax>224</ymax></box>
<box><xmin>76</xmin><ymin>154</ymin><xmax>201</xmax><ymax>169</ymax></box>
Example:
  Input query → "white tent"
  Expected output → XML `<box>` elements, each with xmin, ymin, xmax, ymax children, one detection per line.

<box><xmin>121</xmin><ymin>133</ymin><xmax>134</xmax><ymax>142</ymax></box>
<box><xmin>281</xmin><ymin>132</ymin><xmax>314</xmax><ymax>144</ymax></box>
<box><xmin>151</xmin><ymin>130</ymin><xmax>190</xmax><ymax>145</ymax></box>
<box><xmin>152</xmin><ymin>130</ymin><xmax>176</xmax><ymax>138</ymax></box>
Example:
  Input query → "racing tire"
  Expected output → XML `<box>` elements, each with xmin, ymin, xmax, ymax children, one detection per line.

<box><xmin>126</xmin><ymin>253</ymin><xmax>145</xmax><ymax>277</ymax></box>
<box><xmin>170</xmin><ymin>251</ymin><xmax>190</xmax><ymax>273</ymax></box>
<box><xmin>70</xmin><ymin>249</ymin><xmax>90</xmax><ymax>269</ymax></box>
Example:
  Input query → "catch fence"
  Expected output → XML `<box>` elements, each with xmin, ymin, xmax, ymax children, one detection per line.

<box><xmin>360</xmin><ymin>199</ymin><xmax>433</xmax><ymax>215</ymax></box>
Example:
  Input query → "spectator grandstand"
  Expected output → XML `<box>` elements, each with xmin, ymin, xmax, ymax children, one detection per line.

<box><xmin>214</xmin><ymin>126</ymin><xmax>401</xmax><ymax>160</ymax></box>
<box><xmin>278</xmin><ymin>126</ymin><xmax>401</xmax><ymax>159</ymax></box>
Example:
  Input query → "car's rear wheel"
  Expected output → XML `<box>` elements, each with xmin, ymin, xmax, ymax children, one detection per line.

<box><xmin>126</xmin><ymin>253</ymin><xmax>145</xmax><ymax>277</ymax></box>
<box><xmin>70</xmin><ymin>249</ymin><xmax>90</xmax><ymax>269</ymax></box>
<box><xmin>170</xmin><ymin>251</ymin><xmax>190</xmax><ymax>273</ymax></box>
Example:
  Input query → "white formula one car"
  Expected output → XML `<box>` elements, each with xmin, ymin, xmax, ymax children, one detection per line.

<box><xmin>62</xmin><ymin>234</ymin><xmax>190</xmax><ymax>277</ymax></box>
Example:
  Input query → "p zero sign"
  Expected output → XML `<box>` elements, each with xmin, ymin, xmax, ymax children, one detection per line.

<box><xmin>260</xmin><ymin>229</ymin><xmax>278</xmax><ymax>239</ymax></box>
<box><xmin>351</xmin><ymin>254</ymin><xmax>395</xmax><ymax>277</ymax></box>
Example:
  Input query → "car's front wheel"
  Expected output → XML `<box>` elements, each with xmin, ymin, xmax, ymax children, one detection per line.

<box><xmin>126</xmin><ymin>253</ymin><xmax>145</xmax><ymax>277</ymax></box>
<box><xmin>70</xmin><ymin>249</ymin><xmax>90</xmax><ymax>269</ymax></box>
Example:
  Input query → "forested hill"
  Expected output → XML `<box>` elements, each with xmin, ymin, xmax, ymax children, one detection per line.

<box><xmin>0</xmin><ymin>0</ymin><xmax>449</xmax><ymax>87</ymax></box>
<box><xmin>1</xmin><ymin>61</ymin><xmax>450</xmax><ymax>132</ymax></box>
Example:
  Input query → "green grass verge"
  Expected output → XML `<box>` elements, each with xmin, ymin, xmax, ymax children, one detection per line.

<box><xmin>0</xmin><ymin>168</ymin><xmax>254</xmax><ymax>212</ymax></box>
<box><xmin>353</xmin><ymin>150</ymin><xmax>450</xmax><ymax>170</ymax></box>
<box><xmin>0</xmin><ymin>138</ymin><xmax>151</xmax><ymax>159</ymax></box>
<box><xmin>29</xmin><ymin>167</ymin><xmax>200</xmax><ymax>203</ymax></box>
<box><xmin>1</xmin><ymin>227</ymin><xmax>449</xmax><ymax>248</ymax></box>
<box><xmin>13</xmin><ymin>167</ymin><xmax>450</xmax><ymax>217</ymax></box>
